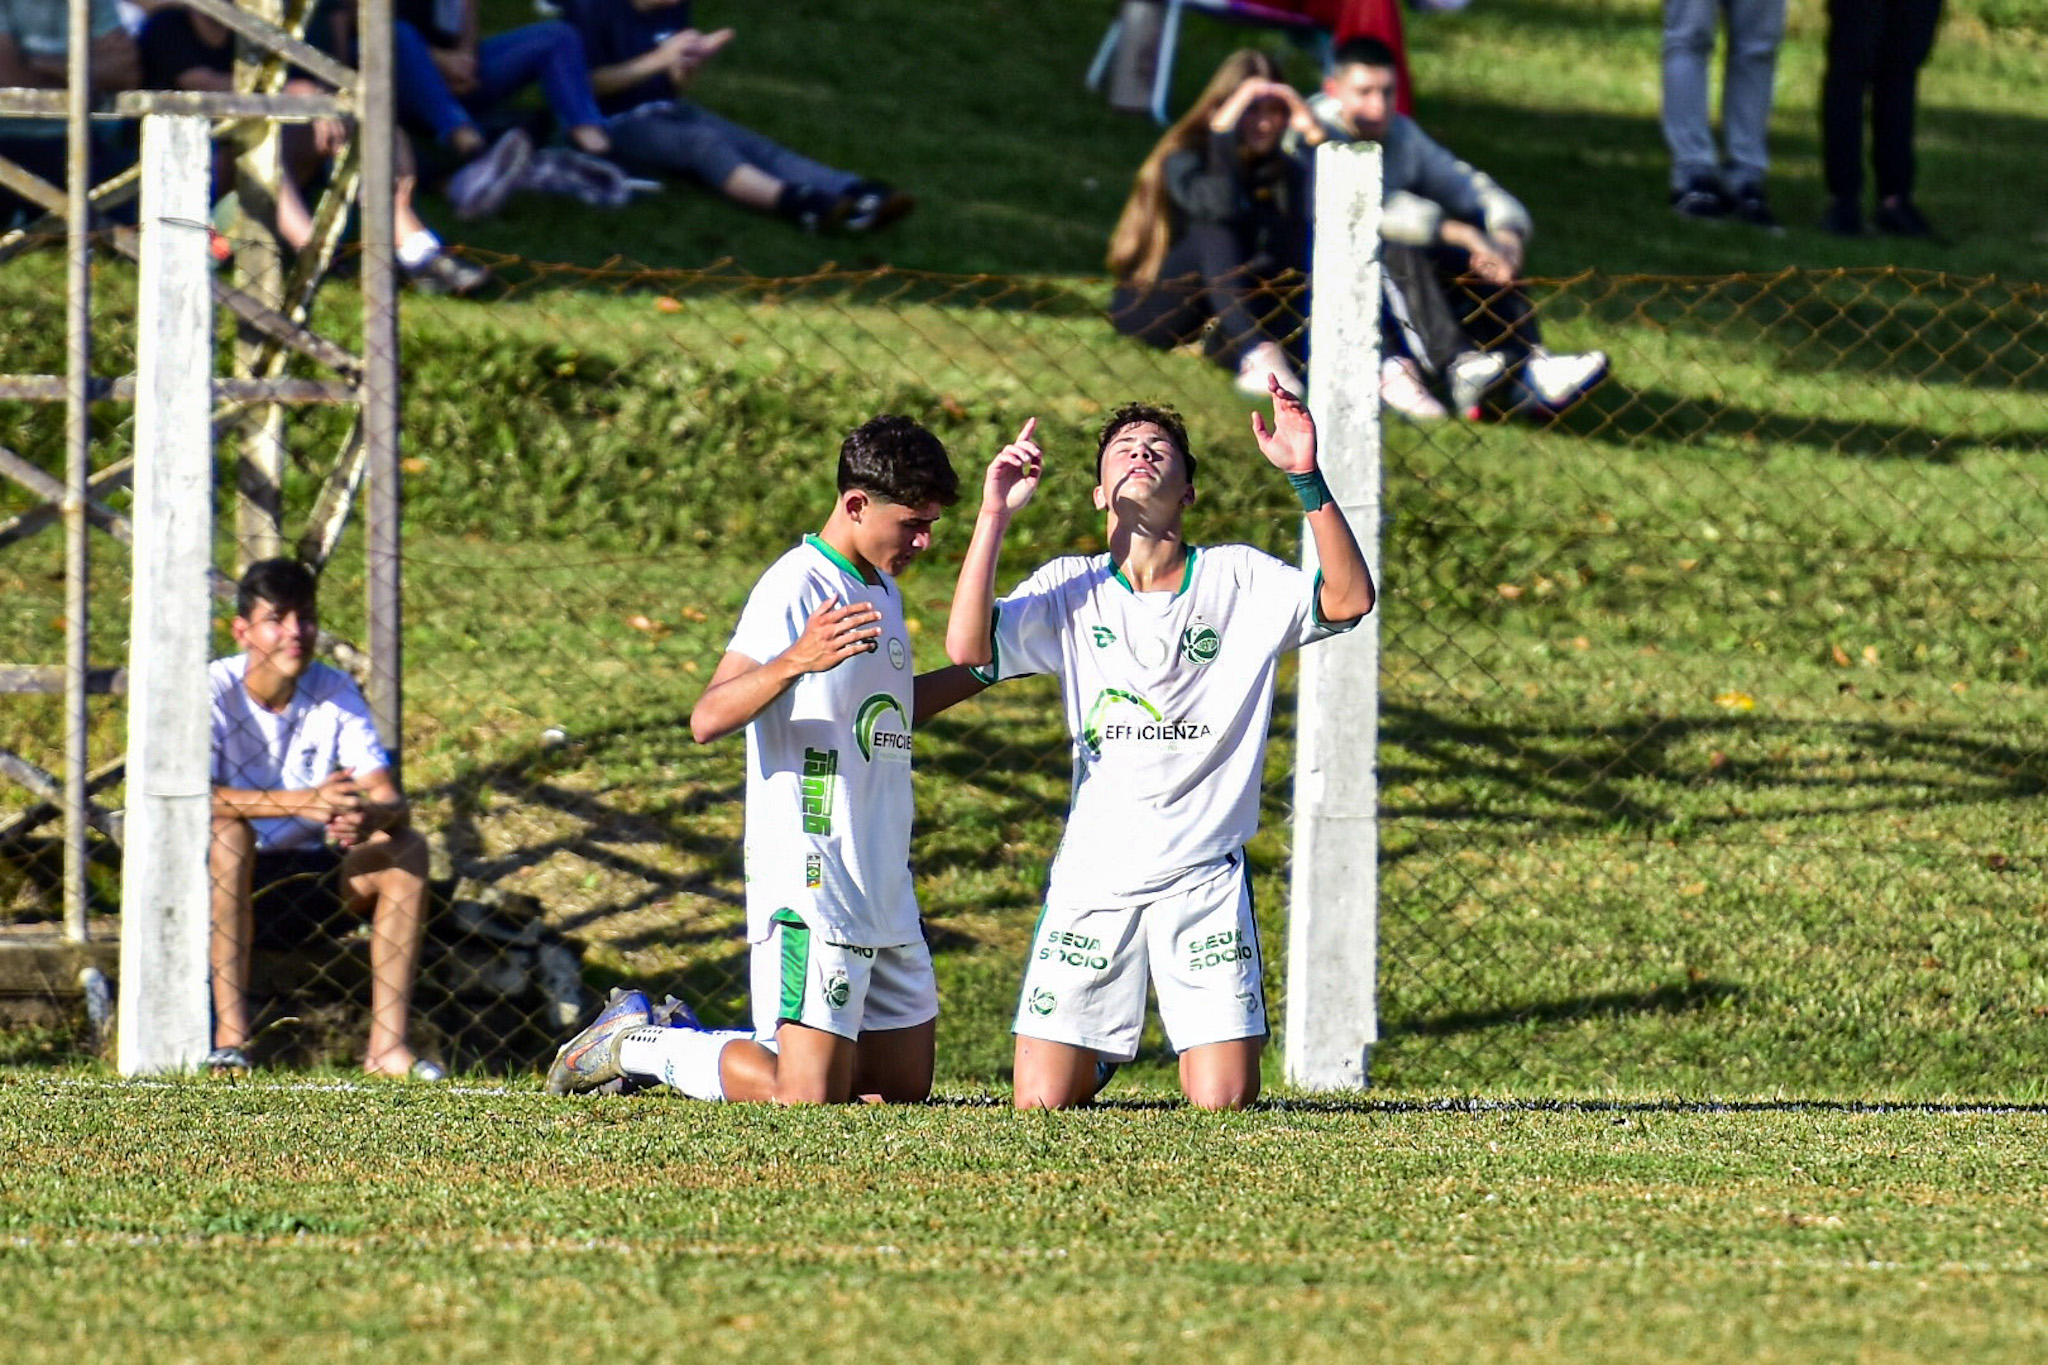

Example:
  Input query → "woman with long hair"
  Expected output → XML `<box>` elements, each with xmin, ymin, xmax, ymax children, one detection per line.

<box><xmin>1107</xmin><ymin>50</ymin><xmax>1318</xmax><ymax>397</ymax></box>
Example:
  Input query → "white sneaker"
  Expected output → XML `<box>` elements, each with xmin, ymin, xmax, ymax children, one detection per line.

<box><xmin>1446</xmin><ymin>350</ymin><xmax>1508</xmax><ymax>418</ymax></box>
<box><xmin>1379</xmin><ymin>356</ymin><xmax>1447</xmax><ymax>421</ymax></box>
<box><xmin>1521</xmin><ymin>347</ymin><xmax>1610</xmax><ymax>410</ymax></box>
<box><xmin>448</xmin><ymin>129</ymin><xmax>534</xmax><ymax>222</ymax></box>
<box><xmin>1234</xmin><ymin>342</ymin><xmax>1305</xmax><ymax>399</ymax></box>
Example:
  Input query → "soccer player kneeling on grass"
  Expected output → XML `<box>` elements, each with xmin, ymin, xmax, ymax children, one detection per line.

<box><xmin>546</xmin><ymin>416</ymin><xmax>985</xmax><ymax>1103</ymax></box>
<box><xmin>945</xmin><ymin>380</ymin><xmax>1375</xmax><ymax>1110</ymax></box>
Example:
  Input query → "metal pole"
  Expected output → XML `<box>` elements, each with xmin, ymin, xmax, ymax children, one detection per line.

<box><xmin>359</xmin><ymin>0</ymin><xmax>401</xmax><ymax>762</ymax></box>
<box><xmin>62</xmin><ymin>0</ymin><xmax>94</xmax><ymax>942</ymax></box>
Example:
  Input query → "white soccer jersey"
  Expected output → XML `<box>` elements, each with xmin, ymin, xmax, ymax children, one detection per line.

<box><xmin>974</xmin><ymin>543</ymin><xmax>1354</xmax><ymax>904</ymax></box>
<box><xmin>727</xmin><ymin>535</ymin><xmax>920</xmax><ymax>949</ymax></box>
<box><xmin>209</xmin><ymin>655</ymin><xmax>392</xmax><ymax>852</ymax></box>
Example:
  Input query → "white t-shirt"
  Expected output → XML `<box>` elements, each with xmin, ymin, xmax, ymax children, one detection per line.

<box><xmin>973</xmin><ymin>543</ymin><xmax>1354</xmax><ymax>905</ymax></box>
<box><xmin>209</xmin><ymin>655</ymin><xmax>392</xmax><ymax>853</ymax></box>
<box><xmin>727</xmin><ymin>535</ymin><xmax>919</xmax><ymax>949</ymax></box>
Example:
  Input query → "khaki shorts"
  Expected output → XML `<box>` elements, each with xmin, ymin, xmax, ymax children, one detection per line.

<box><xmin>749</xmin><ymin>909</ymin><xmax>938</xmax><ymax>1044</ymax></box>
<box><xmin>1012</xmin><ymin>855</ymin><xmax>1266</xmax><ymax>1062</ymax></box>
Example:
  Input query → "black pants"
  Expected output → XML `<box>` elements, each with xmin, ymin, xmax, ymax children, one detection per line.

<box><xmin>1821</xmin><ymin>0</ymin><xmax>1943</xmax><ymax>203</ymax></box>
<box><xmin>1382</xmin><ymin>244</ymin><xmax>1543</xmax><ymax>374</ymax></box>
<box><xmin>1109</xmin><ymin>224</ymin><xmax>1306</xmax><ymax>369</ymax></box>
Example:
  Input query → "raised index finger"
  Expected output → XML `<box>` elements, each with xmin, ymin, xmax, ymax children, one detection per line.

<box><xmin>1014</xmin><ymin>416</ymin><xmax>1037</xmax><ymax>446</ymax></box>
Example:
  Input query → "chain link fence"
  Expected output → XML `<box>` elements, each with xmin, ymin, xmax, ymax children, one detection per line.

<box><xmin>3</xmin><ymin>243</ymin><xmax>2045</xmax><ymax>1094</ymax></box>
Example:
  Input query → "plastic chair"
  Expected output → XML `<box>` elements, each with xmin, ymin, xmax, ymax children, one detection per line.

<box><xmin>1087</xmin><ymin>0</ymin><xmax>1331</xmax><ymax>125</ymax></box>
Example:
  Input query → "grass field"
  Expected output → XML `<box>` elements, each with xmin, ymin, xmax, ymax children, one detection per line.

<box><xmin>5</xmin><ymin>1079</ymin><xmax>2048</xmax><ymax>1363</ymax></box>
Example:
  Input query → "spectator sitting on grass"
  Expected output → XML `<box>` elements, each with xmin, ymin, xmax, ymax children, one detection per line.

<box><xmin>325</xmin><ymin>0</ymin><xmax>615</xmax><ymax>221</ymax></box>
<box><xmin>1107</xmin><ymin>49</ymin><xmax>1317</xmax><ymax>401</ymax></box>
<box><xmin>558</xmin><ymin>0</ymin><xmax>911</xmax><ymax>234</ymax></box>
<box><xmin>1299</xmin><ymin>37</ymin><xmax>1610</xmax><ymax>423</ymax></box>
<box><xmin>208</xmin><ymin>558</ymin><xmax>440</xmax><ymax>1080</ymax></box>
<box><xmin>137</xmin><ymin>2</ymin><xmax>492</xmax><ymax>296</ymax></box>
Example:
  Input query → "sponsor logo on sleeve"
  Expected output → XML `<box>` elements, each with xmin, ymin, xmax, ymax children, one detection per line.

<box><xmin>801</xmin><ymin>747</ymin><xmax>838</xmax><ymax>834</ymax></box>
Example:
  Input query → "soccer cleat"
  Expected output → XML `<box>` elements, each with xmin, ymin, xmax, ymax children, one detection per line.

<box><xmin>1446</xmin><ymin>349</ymin><xmax>1508</xmax><ymax>419</ymax></box>
<box><xmin>447</xmin><ymin>128</ymin><xmax>533</xmax><ymax>222</ymax></box>
<box><xmin>1379</xmin><ymin>355</ymin><xmax>1447</xmax><ymax>421</ymax></box>
<box><xmin>203</xmin><ymin>1046</ymin><xmax>251</xmax><ymax>1074</ymax></box>
<box><xmin>545</xmin><ymin>988</ymin><xmax>652</xmax><ymax>1095</ymax></box>
<box><xmin>650</xmin><ymin>994</ymin><xmax>701</xmax><ymax>1030</ymax></box>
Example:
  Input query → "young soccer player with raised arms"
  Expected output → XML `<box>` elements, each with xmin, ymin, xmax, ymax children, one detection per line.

<box><xmin>945</xmin><ymin>378</ymin><xmax>1375</xmax><ymax>1110</ymax></box>
<box><xmin>546</xmin><ymin>415</ymin><xmax>983</xmax><ymax>1104</ymax></box>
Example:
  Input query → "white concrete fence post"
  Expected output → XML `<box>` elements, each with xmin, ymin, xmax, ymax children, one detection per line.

<box><xmin>118</xmin><ymin>113</ymin><xmax>217</xmax><ymax>1075</ymax></box>
<box><xmin>1286</xmin><ymin>139</ymin><xmax>1384</xmax><ymax>1092</ymax></box>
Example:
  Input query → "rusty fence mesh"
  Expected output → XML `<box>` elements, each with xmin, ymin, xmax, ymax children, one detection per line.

<box><xmin>3</xmin><ymin>243</ymin><xmax>2046</xmax><ymax>1095</ymax></box>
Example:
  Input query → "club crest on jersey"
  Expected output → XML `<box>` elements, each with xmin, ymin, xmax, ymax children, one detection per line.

<box><xmin>1180</xmin><ymin>624</ymin><xmax>1221</xmax><ymax>666</ymax></box>
<box><xmin>1090</xmin><ymin>626</ymin><xmax>1117</xmax><ymax>648</ymax></box>
<box><xmin>887</xmin><ymin>636</ymin><xmax>906</xmax><ymax>670</ymax></box>
<box><xmin>854</xmin><ymin>693</ymin><xmax>912</xmax><ymax>762</ymax></box>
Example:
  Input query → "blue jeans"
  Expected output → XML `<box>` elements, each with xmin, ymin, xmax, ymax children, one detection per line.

<box><xmin>1660</xmin><ymin>0</ymin><xmax>1787</xmax><ymax>192</ymax></box>
<box><xmin>604</xmin><ymin>100</ymin><xmax>858</xmax><ymax>199</ymax></box>
<box><xmin>393</xmin><ymin>20</ymin><xmax>605</xmax><ymax>146</ymax></box>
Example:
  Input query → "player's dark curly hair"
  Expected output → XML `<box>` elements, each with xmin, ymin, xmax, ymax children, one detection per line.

<box><xmin>236</xmin><ymin>557</ymin><xmax>318</xmax><ymax>621</ymax></box>
<box><xmin>838</xmin><ymin>415</ymin><xmax>961</xmax><ymax>508</ymax></box>
<box><xmin>1096</xmin><ymin>402</ymin><xmax>1196</xmax><ymax>487</ymax></box>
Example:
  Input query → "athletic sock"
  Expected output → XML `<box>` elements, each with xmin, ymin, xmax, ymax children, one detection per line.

<box><xmin>617</xmin><ymin>1026</ymin><xmax>748</xmax><ymax>1101</ymax></box>
<box><xmin>396</xmin><ymin>228</ymin><xmax>443</xmax><ymax>271</ymax></box>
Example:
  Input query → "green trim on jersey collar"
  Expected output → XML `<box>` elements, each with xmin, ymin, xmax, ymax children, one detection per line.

<box><xmin>805</xmin><ymin>533</ymin><xmax>882</xmax><ymax>588</ymax></box>
<box><xmin>1109</xmin><ymin>544</ymin><xmax>1200</xmax><ymax>598</ymax></box>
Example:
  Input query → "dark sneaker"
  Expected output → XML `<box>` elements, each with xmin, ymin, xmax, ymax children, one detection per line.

<box><xmin>1670</xmin><ymin>176</ymin><xmax>1728</xmax><ymax>220</ymax></box>
<box><xmin>404</xmin><ymin>250</ymin><xmax>493</xmax><ymax>298</ymax></box>
<box><xmin>544</xmin><ymin>988</ymin><xmax>652</xmax><ymax>1095</ymax></box>
<box><xmin>447</xmin><ymin>128</ymin><xmax>533</xmax><ymax>222</ymax></box>
<box><xmin>841</xmin><ymin>183</ymin><xmax>915</xmax><ymax>234</ymax></box>
<box><xmin>203</xmin><ymin>1046</ymin><xmax>251</xmax><ymax>1073</ymax></box>
<box><xmin>1728</xmin><ymin>187</ymin><xmax>1782</xmax><ymax>233</ymax></box>
<box><xmin>1821</xmin><ymin>197</ymin><xmax>1865</xmax><ymax>236</ymax></box>
<box><xmin>1873</xmin><ymin>198</ymin><xmax>1934</xmax><ymax>238</ymax></box>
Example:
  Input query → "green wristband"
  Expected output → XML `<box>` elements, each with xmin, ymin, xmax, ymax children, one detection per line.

<box><xmin>1287</xmin><ymin>469</ymin><xmax>1332</xmax><ymax>513</ymax></box>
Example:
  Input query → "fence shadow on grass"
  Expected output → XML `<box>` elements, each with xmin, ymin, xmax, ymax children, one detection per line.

<box><xmin>1378</xmin><ymin>701</ymin><xmax>2048</xmax><ymax>855</ymax></box>
<box><xmin>1562</xmin><ymin>379</ymin><xmax>2046</xmax><ymax>461</ymax></box>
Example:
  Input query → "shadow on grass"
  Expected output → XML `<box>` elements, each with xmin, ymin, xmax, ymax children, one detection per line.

<box><xmin>1380</xmin><ymin>978</ymin><xmax>1744</xmax><ymax>1041</ymax></box>
<box><xmin>1378</xmin><ymin>701</ymin><xmax>2048</xmax><ymax>851</ymax></box>
<box><xmin>1558</xmin><ymin>375</ymin><xmax>2045</xmax><ymax>461</ymax></box>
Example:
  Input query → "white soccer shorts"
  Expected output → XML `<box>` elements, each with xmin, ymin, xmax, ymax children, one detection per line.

<box><xmin>1011</xmin><ymin>855</ymin><xmax>1267</xmax><ymax>1062</ymax></box>
<box><xmin>750</xmin><ymin>909</ymin><xmax>938</xmax><ymax>1043</ymax></box>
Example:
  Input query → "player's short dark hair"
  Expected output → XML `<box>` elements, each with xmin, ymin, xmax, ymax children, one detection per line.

<box><xmin>838</xmin><ymin>415</ymin><xmax>960</xmax><ymax>508</ymax></box>
<box><xmin>1331</xmin><ymin>37</ymin><xmax>1400</xmax><ymax>73</ymax></box>
<box><xmin>1096</xmin><ymin>402</ymin><xmax>1197</xmax><ymax>488</ymax></box>
<box><xmin>236</xmin><ymin>557</ymin><xmax>318</xmax><ymax>621</ymax></box>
